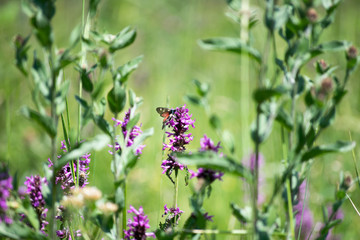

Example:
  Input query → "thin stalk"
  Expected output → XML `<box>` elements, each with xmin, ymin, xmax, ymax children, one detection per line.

<box><xmin>348</xmin><ymin>131</ymin><xmax>360</xmax><ymax>189</ymax></box>
<box><xmin>49</xmin><ymin>49</ymin><xmax>59</xmax><ymax>240</ymax></box>
<box><xmin>240</xmin><ymin>0</ymin><xmax>250</xmax><ymax>158</ymax></box>
<box><xmin>253</xmin><ymin>105</ymin><xmax>260</xmax><ymax>238</ymax></box>
<box><xmin>282</xmin><ymin>126</ymin><xmax>295</xmax><ymax>239</ymax></box>
<box><xmin>122</xmin><ymin>178</ymin><xmax>127</xmax><ymax>238</ymax></box>
<box><xmin>173</xmin><ymin>169</ymin><xmax>179</xmax><ymax>214</ymax></box>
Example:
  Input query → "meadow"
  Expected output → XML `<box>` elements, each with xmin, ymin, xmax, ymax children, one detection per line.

<box><xmin>0</xmin><ymin>0</ymin><xmax>360</xmax><ymax>239</ymax></box>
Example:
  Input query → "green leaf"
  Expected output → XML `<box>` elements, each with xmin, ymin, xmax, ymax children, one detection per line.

<box><xmin>319</xmin><ymin>106</ymin><xmax>336</xmax><ymax>128</ymax></box>
<box><xmin>109</xmin><ymin>27</ymin><xmax>136</xmax><ymax>53</ymax></box>
<box><xmin>226</xmin><ymin>0</ymin><xmax>241</xmax><ymax>11</ymax></box>
<box><xmin>93</xmin><ymin>115</ymin><xmax>112</xmax><ymax>136</ymax></box>
<box><xmin>198</xmin><ymin>37</ymin><xmax>261</xmax><ymax>63</ymax></box>
<box><xmin>318</xmin><ymin>41</ymin><xmax>351</xmax><ymax>52</ymax></box>
<box><xmin>107</xmin><ymin>84</ymin><xmax>126</xmax><ymax>114</ymax></box>
<box><xmin>89</xmin><ymin>0</ymin><xmax>101</xmax><ymax>18</ymax></box>
<box><xmin>193</xmin><ymin>79</ymin><xmax>210</xmax><ymax>97</ymax></box>
<box><xmin>20</xmin><ymin>106</ymin><xmax>56</xmax><ymax>138</ymax></box>
<box><xmin>114</xmin><ymin>180</ymin><xmax>125</xmax><ymax>213</ymax></box>
<box><xmin>275</xmin><ymin>108</ymin><xmax>293</xmax><ymax>130</ymax></box>
<box><xmin>209</xmin><ymin>114</ymin><xmax>221</xmax><ymax>130</ymax></box>
<box><xmin>129</xmin><ymin>89</ymin><xmax>136</xmax><ymax>107</ymax></box>
<box><xmin>126</xmin><ymin>113</ymin><xmax>140</xmax><ymax>131</ymax></box>
<box><xmin>251</xmin><ymin>103</ymin><xmax>277</xmax><ymax>143</ymax></box>
<box><xmin>30</xmin><ymin>11</ymin><xmax>53</xmax><ymax>48</ymax></box>
<box><xmin>301</xmin><ymin>141</ymin><xmax>356</xmax><ymax>162</ymax></box>
<box><xmin>222</xmin><ymin>130</ymin><xmax>235</xmax><ymax>154</ymax></box>
<box><xmin>114</xmin><ymin>55</ymin><xmax>143</xmax><ymax>83</ymax></box>
<box><xmin>266</xmin><ymin>5</ymin><xmax>293</xmax><ymax>31</ymax></box>
<box><xmin>184</xmin><ymin>95</ymin><xmax>201</xmax><ymax>106</ymax></box>
<box><xmin>175</xmin><ymin>151</ymin><xmax>252</xmax><ymax>181</ymax></box>
<box><xmin>253</xmin><ymin>86</ymin><xmax>287</xmax><ymax>103</ymax></box>
<box><xmin>14</xmin><ymin>34</ymin><xmax>31</xmax><ymax>76</ymax></box>
<box><xmin>55</xmin><ymin>134</ymin><xmax>110</xmax><ymax>170</ymax></box>
<box><xmin>231</xmin><ymin>203</ymin><xmax>252</xmax><ymax>223</ymax></box>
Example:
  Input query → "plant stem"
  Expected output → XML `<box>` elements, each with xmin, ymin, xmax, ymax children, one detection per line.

<box><xmin>240</xmin><ymin>0</ymin><xmax>250</xmax><ymax>158</ymax></box>
<box><xmin>49</xmin><ymin>49</ymin><xmax>59</xmax><ymax>240</ymax></box>
<box><xmin>173</xmin><ymin>168</ymin><xmax>179</xmax><ymax>215</ymax></box>
<box><xmin>122</xmin><ymin>177</ymin><xmax>127</xmax><ymax>238</ymax></box>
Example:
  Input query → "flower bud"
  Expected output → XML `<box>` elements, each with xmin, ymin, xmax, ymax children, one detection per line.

<box><xmin>319</xmin><ymin>59</ymin><xmax>327</xmax><ymax>71</ymax></box>
<box><xmin>307</xmin><ymin>8</ymin><xmax>318</xmax><ymax>23</ymax></box>
<box><xmin>347</xmin><ymin>46</ymin><xmax>358</xmax><ymax>59</ymax></box>
<box><xmin>320</xmin><ymin>77</ymin><xmax>333</xmax><ymax>94</ymax></box>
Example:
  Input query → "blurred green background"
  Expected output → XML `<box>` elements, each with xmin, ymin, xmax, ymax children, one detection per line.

<box><xmin>1</xmin><ymin>0</ymin><xmax>360</xmax><ymax>238</ymax></box>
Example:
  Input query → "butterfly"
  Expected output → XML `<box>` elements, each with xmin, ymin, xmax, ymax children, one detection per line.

<box><xmin>156</xmin><ymin>107</ymin><xmax>176</xmax><ymax>129</ymax></box>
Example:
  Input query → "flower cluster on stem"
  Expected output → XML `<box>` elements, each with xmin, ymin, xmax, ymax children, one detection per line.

<box><xmin>124</xmin><ymin>205</ymin><xmax>155</xmax><ymax>240</ymax></box>
<box><xmin>159</xmin><ymin>204</ymin><xmax>184</xmax><ymax>230</ymax></box>
<box><xmin>109</xmin><ymin>109</ymin><xmax>145</xmax><ymax>156</ymax></box>
<box><xmin>24</xmin><ymin>175</ymin><xmax>48</xmax><ymax>234</ymax></box>
<box><xmin>0</xmin><ymin>166</ymin><xmax>13</xmax><ymax>224</ymax></box>
<box><xmin>161</xmin><ymin>105</ymin><xmax>195</xmax><ymax>177</ymax></box>
<box><xmin>189</xmin><ymin>135</ymin><xmax>224</xmax><ymax>183</ymax></box>
<box><xmin>48</xmin><ymin>140</ymin><xmax>91</xmax><ymax>193</ymax></box>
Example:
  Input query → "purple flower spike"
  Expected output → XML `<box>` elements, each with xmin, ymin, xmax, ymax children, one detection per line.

<box><xmin>163</xmin><ymin>104</ymin><xmax>195</xmax><ymax>153</ymax></box>
<box><xmin>189</xmin><ymin>135</ymin><xmax>224</xmax><ymax>183</ymax></box>
<box><xmin>161</xmin><ymin>154</ymin><xmax>185</xmax><ymax>175</ymax></box>
<box><xmin>162</xmin><ymin>204</ymin><xmax>184</xmax><ymax>225</ymax></box>
<box><xmin>109</xmin><ymin>109</ymin><xmax>146</xmax><ymax>156</ymax></box>
<box><xmin>200</xmin><ymin>134</ymin><xmax>221</xmax><ymax>153</ymax></box>
<box><xmin>48</xmin><ymin>140</ymin><xmax>91</xmax><ymax>192</ymax></box>
<box><xmin>124</xmin><ymin>205</ymin><xmax>155</xmax><ymax>240</ymax></box>
<box><xmin>24</xmin><ymin>175</ymin><xmax>48</xmax><ymax>233</ymax></box>
<box><xmin>203</xmin><ymin>212</ymin><xmax>214</xmax><ymax>222</ymax></box>
<box><xmin>0</xmin><ymin>166</ymin><xmax>13</xmax><ymax>224</ymax></box>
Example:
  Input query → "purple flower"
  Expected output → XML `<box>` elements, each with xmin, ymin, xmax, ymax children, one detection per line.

<box><xmin>161</xmin><ymin>154</ymin><xmax>185</xmax><ymax>175</ymax></box>
<box><xmin>109</xmin><ymin>109</ymin><xmax>146</xmax><ymax>156</ymax></box>
<box><xmin>243</xmin><ymin>153</ymin><xmax>265</xmax><ymax>205</ymax></box>
<box><xmin>56</xmin><ymin>229</ymin><xmax>81</xmax><ymax>239</ymax></box>
<box><xmin>0</xmin><ymin>166</ymin><xmax>13</xmax><ymax>224</ymax></box>
<box><xmin>48</xmin><ymin>140</ymin><xmax>91</xmax><ymax>192</ymax></box>
<box><xmin>124</xmin><ymin>205</ymin><xmax>155</xmax><ymax>240</ymax></box>
<box><xmin>189</xmin><ymin>135</ymin><xmax>224</xmax><ymax>183</ymax></box>
<box><xmin>161</xmin><ymin>204</ymin><xmax>184</xmax><ymax>225</ymax></box>
<box><xmin>162</xmin><ymin>104</ymin><xmax>195</xmax><ymax>152</ymax></box>
<box><xmin>203</xmin><ymin>212</ymin><xmax>214</xmax><ymax>222</ymax></box>
<box><xmin>24</xmin><ymin>175</ymin><xmax>48</xmax><ymax>233</ymax></box>
<box><xmin>200</xmin><ymin>135</ymin><xmax>221</xmax><ymax>153</ymax></box>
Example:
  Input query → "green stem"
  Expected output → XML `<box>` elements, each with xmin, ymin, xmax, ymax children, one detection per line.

<box><xmin>122</xmin><ymin>178</ymin><xmax>127</xmax><ymax>238</ymax></box>
<box><xmin>282</xmin><ymin>127</ymin><xmax>295</xmax><ymax>239</ymax></box>
<box><xmin>49</xmin><ymin>49</ymin><xmax>59</xmax><ymax>240</ymax></box>
<box><xmin>173</xmin><ymin>169</ymin><xmax>179</xmax><ymax>214</ymax></box>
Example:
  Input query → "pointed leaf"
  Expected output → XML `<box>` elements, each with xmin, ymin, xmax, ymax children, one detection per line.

<box><xmin>198</xmin><ymin>37</ymin><xmax>261</xmax><ymax>63</ymax></box>
<box><xmin>301</xmin><ymin>141</ymin><xmax>356</xmax><ymax>162</ymax></box>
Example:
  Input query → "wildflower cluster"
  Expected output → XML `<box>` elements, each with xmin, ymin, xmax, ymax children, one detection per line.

<box><xmin>161</xmin><ymin>105</ymin><xmax>195</xmax><ymax>177</ymax></box>
<box><xmin>124</xmin><ymin>205</ymin><xmax>155</xmax><ymax>240</ymax></box>
<box><xmin>159</xmin><ymin>204</ymin><xmax>184</xmax><ymax>231</ymax></box>
<box><xmin>24</xmin><ymin>175</ymin><xmax>48</xmax><ymax>234</ymax></box>
<box><xmin>110</xmin><ymin>109</ymin><xmax>145</xmax><ymax>156</ymax></box>
<box><xmin>0</xmin><ymin>166</ymin><xmax>13</xmax><ymax>224</ymax></box>
<box><xmin>189</xmin><ymin>135</ymin><xmax>224</xmax><ymax>183</ymax></box>
<box><xmin>48</xmin><ymin>140</ymin><xmax>91</xmax><ymax>192</ymax></box>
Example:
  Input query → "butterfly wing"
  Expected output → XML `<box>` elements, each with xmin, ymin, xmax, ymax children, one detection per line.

<box><xmin>156</xmin><ymin>107</ymin><xmax>171</xmax><ymax>120</ymax></box>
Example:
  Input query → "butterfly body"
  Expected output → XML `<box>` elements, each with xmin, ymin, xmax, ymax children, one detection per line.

<box><xmin>156</xmin><ymin>107</ymin><xmax>176</xmax><ymax>129</ymax></box>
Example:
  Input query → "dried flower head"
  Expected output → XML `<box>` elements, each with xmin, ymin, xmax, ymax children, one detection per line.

<box><xmin>97</xmin><ymin>201</ymin><xmax>118</xmax><ymax>215</ymax></box>
<box><xmin>307</xmin><ymin>8</ymin><xmax>318</xmax><ymax>23</ymax></box>
<box><xmin>347</xmin><ymin>45</ymin><xmax>358</xmax><ymax>59</ymax></box>
<box><xmin>80</xmin><ymin>186</ymin><xmax>102</xmax><ymax>201</ymax></box>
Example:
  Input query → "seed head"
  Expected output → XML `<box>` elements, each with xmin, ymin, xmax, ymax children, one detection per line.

<box><xmin>307</xmin><ymin>8</ymin><xmax>318</xmax><ymax>23</ymax></box>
